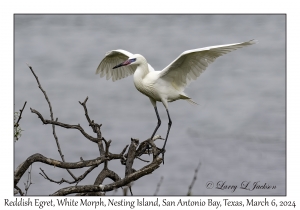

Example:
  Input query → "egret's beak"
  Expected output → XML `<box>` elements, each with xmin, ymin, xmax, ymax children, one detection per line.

<box><xmin>113</xmin><ymin>60</ymin><xmax>132</xmax><ymax>69</ymax></box>
<box><xmin>113</xmin><ymin>58</ymin><xmax>136</xmax><ymax>69</ymax></box>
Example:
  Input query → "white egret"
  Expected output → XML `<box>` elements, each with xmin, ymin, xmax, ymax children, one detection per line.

<box><xmin>96</xmin><ymin>40</ymin><xmax>256</xmax><ymax>163</ymax></box>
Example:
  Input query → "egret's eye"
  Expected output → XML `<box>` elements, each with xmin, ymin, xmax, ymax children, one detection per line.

<box><xmin>129</xmin><ymin>58</ymin><xmax>136</xmax><ymax>63</ymax></box>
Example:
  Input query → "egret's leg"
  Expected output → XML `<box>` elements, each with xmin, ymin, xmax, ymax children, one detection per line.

<box><xmin>161</xmin><ymin>109</ymin><xmax>172</xmax><ymax>164</ymax></box>
<box><xmin>145</xmin><ymin>106</ymin><xmax>161</xmax><ymax>154</ymax></box>
<box><xmin>150</xmin><ymin>106</ymin><xmax>161</xmax><ymax>140</ymax></box>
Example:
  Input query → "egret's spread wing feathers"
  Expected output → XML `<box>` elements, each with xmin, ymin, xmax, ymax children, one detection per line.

<box><xmin>96</xmin><ymin>49</ymin><xmax>136</xmax><ymax>82</ymax></box>
<box><xmin>147</xmin><ymin>64</ymin><xmax>155</xmax><ymax>72</ymax></box>
<box><xmin>159</xmin><ymin>40</ymin><xmax>256</xmax><ymax>89</ymax></box>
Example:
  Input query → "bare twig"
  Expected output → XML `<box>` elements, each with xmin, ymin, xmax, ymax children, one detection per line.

<box><xmin>154</xmin><ymin>176</ymin><xmax>164</xmax><ymax>196</ymax></box>
<box><xmin>27</xmin><ymin>64</ymin><xmax>77</xmax><ymax>180</ymax></box>
<box><xmin>24</xmin><ymin>164</ymin><xmax>33</xmax><ymax>195</ymax></box>
<box><xmin>187</xmin><ymin>161</ymin><xmax>201</xmax><ymax>196</ymax></box>
<box><xmin>79</xmin><ymin>97</ymin><xmax>91</xmax><ymax>123</ymax></box>
<box><xmin>79</xmin><ymin>97</ymin><xmax>105</xmax><ymax>155</ymax></box>
<box><xmin>14</xmin><ymin>101</ymin><xmax>27</xmax><ymax>141</ymax></box>
<box><xmin>121</xmin><ymin>145</ymin><xmax>129</xmax><ymax>156</ymax></box>
<box><xmin>30</xmin><ymin>108</ymin><xmax>100</xmax><ymax>143</ymax></box>
<box><xmin>136</xmin><ymin>157</ymin><xmax>150</xmax><ymax>163</ymax></box>
<box><xmin>27</xmin><ymin>64</ymin><xmax>54</xmax><ymax>120</ymax></box>
<box><xmin>39</xmin><ymin>165</ymin><xmax>98</xmax><ymax>185</ymax></box>
<box><xmin>14</xmin><ymin>101</ymin><xmax>27</xmax><ymax>127</ymax></box>
<box><xmin>103</xmin><ymin>139</ymin><xmax>112</xmax><ymax>169</ymax></box>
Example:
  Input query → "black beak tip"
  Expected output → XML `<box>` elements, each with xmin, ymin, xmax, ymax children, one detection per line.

<box><xmin>113</xmin><ymin>63</ymin><xmax>122</xmax><ymax>69</ymax></box>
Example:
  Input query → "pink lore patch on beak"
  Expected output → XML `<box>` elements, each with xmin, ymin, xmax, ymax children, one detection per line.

<box><xmin>122</xmin><ymin>60</ymin><xmax>131</xmax><ymax>65</ymax></box>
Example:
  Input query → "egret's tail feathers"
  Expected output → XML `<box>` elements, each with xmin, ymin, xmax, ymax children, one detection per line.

<box><xmin>179</xmin><ymin>94</ymin><xmax>198</xmax><ymax>105</ymax></box>
<box><xmin>186</xmin><ymin>99</ymin><xmax>199</xmax><ymax>105</ymax></box>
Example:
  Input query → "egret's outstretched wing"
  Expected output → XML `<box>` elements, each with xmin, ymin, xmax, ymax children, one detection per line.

<box><xmin>159</xmin><ymin>39</ymin><xmax>257</xmax><ymax>90</ymax></box>
<box><xmin>96</xmin><ymin>49</ymin><xmax>155</xmax><ymax>82</ymax></box>
<box><xmin>96</xmin><ymin>49</ymin><xmax>136</xmax><ymax>82</ymax></box>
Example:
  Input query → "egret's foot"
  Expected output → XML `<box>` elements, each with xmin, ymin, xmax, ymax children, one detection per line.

<box><xmin>139</xmin><ymin>142</ymin><xmax>152</xmax><ymax>156</ymax></box>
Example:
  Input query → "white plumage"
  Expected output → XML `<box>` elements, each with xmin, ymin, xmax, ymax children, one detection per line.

<box><xmin>96</xmin><ymin>39</ymin><xmax>256</xmax><ymax>163</ymax></box>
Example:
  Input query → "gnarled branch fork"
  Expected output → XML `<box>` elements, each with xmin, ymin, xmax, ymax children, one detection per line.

<box><xmin>14</xmin><ymin>65</ymin><xmax>163</xmax><ymax>196</ymax></box>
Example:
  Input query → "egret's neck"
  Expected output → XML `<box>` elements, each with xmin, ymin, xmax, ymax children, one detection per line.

<box><xmin>133</xmin><ymin>62</ymin><xmax>149</xmax><ymax>84</ymax></box>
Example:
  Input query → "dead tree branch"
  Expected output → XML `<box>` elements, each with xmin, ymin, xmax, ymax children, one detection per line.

<box><xmin>14</xmin><ymin>101</ymin><xmax>27</xmax><ymax>128</ymax></box>
<box><xmin>30</xmin><ymin>108</ymin><xmax>101</xmax><ymax>143</ymax></box>
<box><xmin>14</xmin><ymin>64</ymin><xmax>164</xmax><ymax>196</ymax></box>
<box><xmin>51</xmin><ymin>157</ymin><xmax>162</xmax><ymax>196</ymax></box>
<box><xmin>14</xmin><ymin>185</ymin><xmax>24</xmax><ymax>196</ymax></box>
<box><xmin>125</xmin><ymin>138</ymin><xmax>139</xmax><ymax>177</ymax></box>
<box><xmin>28</xmin><ymin>64</ymin><xmax>79</xmax><ymax>181</ymax></box>
<box><xmin>24</xmin><ymin>165</ymin><xmax>33</xmax><ymax>195</ymax></box>
<box><xmin>39</xmin><ymin>165</ymin><xmax>98</xmax><ymax>185</ymax></box>
<box><xmin>14</xmin><ymin>101</ymin><xmax>27</xmax><ymax>141</ymax></box>
<box><xmin>124</xmin><ymin>138</ymin><xmax>139</xmax><ymax>195</ymax></box>
<box><xmin>79</xmin><ymin>97</ymin><xmax>105</xmax><ymax>155</ymax></box>
<box><xmin>154</xmin><ymin>176</ymin><xmax>164</xmax><ymax>196</ymax></box>
<box><xmin>187</xmin><ymin>161</ymin><xmax>201</xmax><ymax>195</ymax></box>
<box><xmin>15</xmin><ymin>153</ymin><xmax>109</xmax><ymax>186</ymax></box>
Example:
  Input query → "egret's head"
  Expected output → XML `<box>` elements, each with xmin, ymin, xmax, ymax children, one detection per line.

<box><xmin>112</xmin><ymin>54</ymin><xmax>145</xmax><ymax>69</ymax></box>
